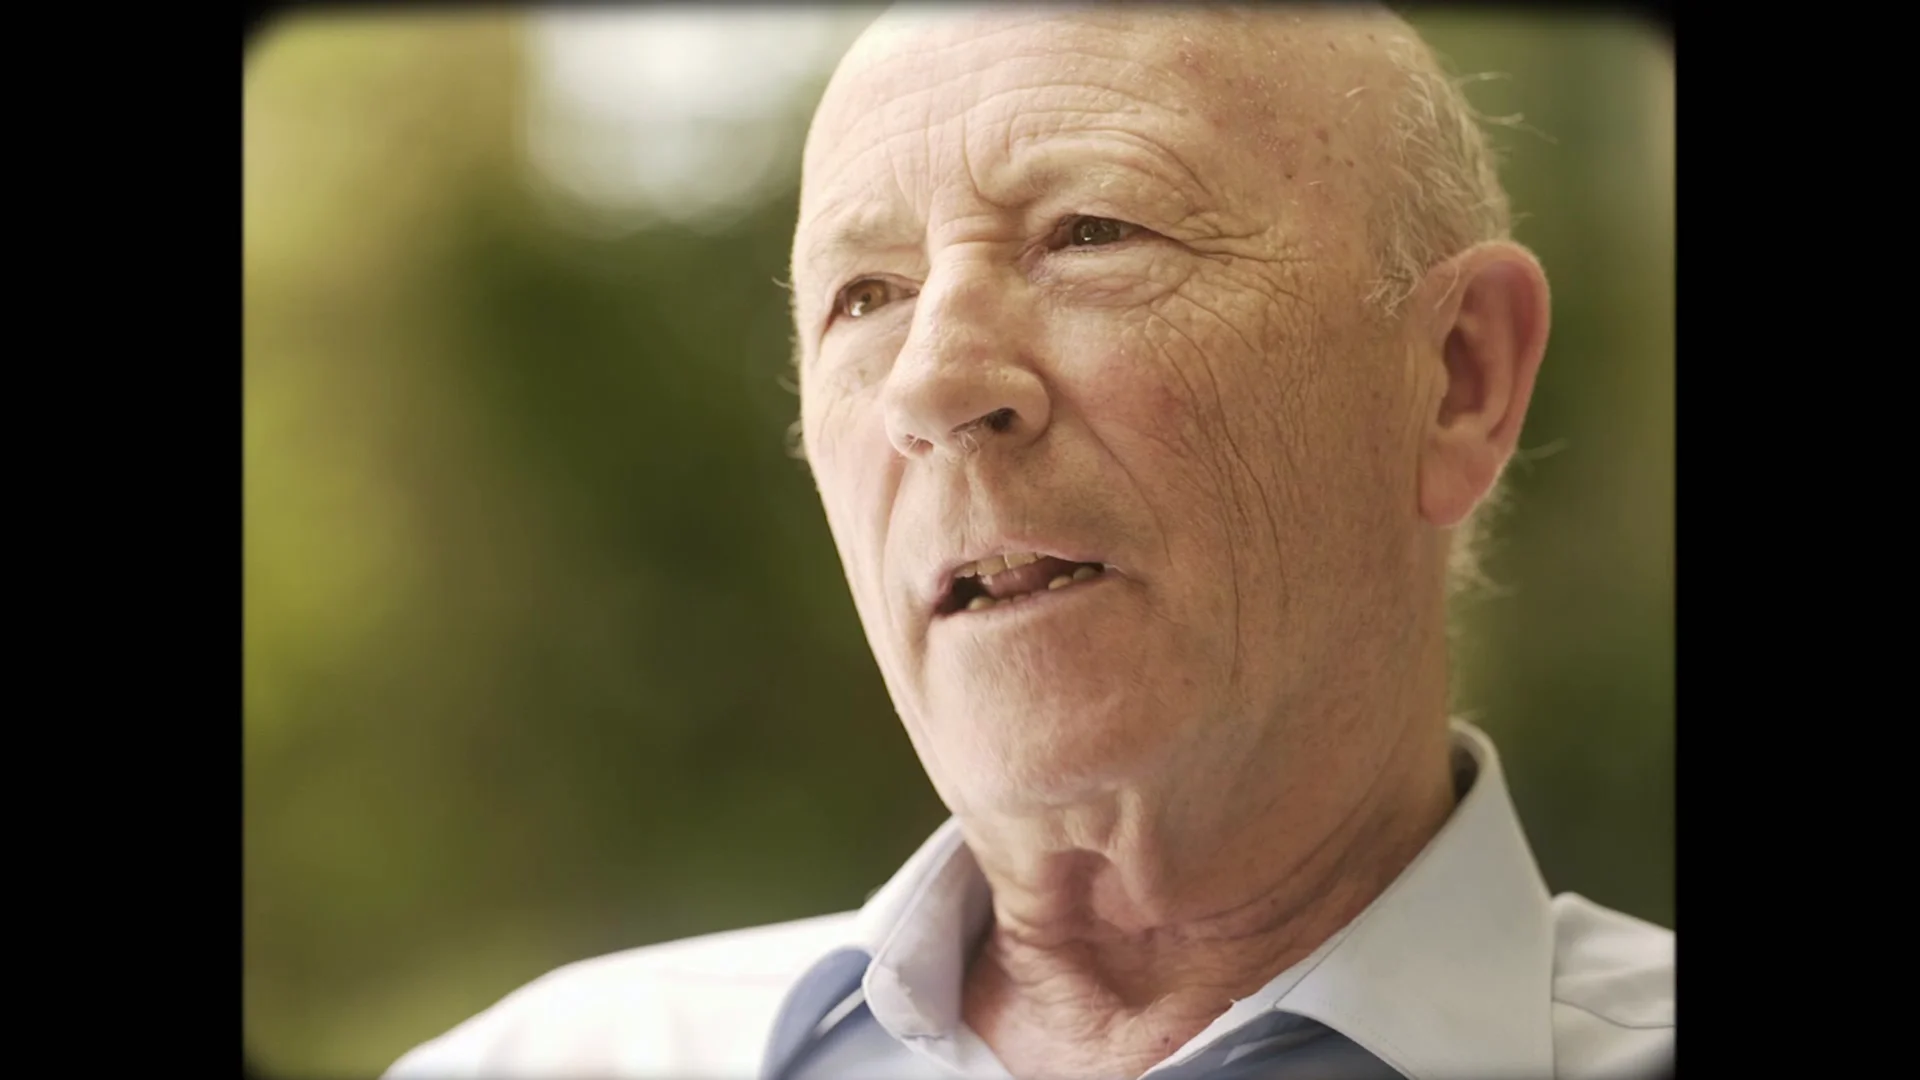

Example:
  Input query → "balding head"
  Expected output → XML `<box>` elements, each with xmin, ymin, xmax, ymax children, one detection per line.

<box><xmin>813</xmin><ymin>4</ymin><xmax>1512</xmax><ymax>314</ymax></box>
<box><xmin>788</xmin><ymin>2</ymin><xmax>1548</xmax><ymax>815</ymax></box>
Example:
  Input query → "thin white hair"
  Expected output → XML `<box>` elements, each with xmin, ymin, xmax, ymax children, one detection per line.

<box><xmin>1361</xmin><ymin>22</ymin><xmax>1530</xmax><ymax>600</ymax></box>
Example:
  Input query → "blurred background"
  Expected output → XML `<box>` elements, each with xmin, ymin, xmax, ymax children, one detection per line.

<box><xmin>243</xmin><ymin>8</ymin><xmax>1673</xmax><ymax>1076</ymax></box>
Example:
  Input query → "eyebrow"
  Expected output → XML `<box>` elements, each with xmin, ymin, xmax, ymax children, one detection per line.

<box><xmin>795</xmin><ymin>131</ymin><xmax>1215</xmax><ymax>294</ymax></box>
<box><xmin>1015</xmin><ymin>144</ymin><xmax>1209</xmax><ymax>222</ymax></box>
<box><xmin>800</xmin><ymin>215</ymin><xmax>921</xmax><ymax>274</ymax></box>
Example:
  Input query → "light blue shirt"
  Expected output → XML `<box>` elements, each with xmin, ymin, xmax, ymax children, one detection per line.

<box><xmin>387</xmin><ymin>723</ymin><xmax>1673</xmax><ymax>1079</ymax></box>
<box><xmin>768</xmin><ymin>723</ymin><xmax>1672</xmax><ymax>1080</ymax></box>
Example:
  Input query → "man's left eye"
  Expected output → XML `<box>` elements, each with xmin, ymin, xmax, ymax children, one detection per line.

<box><xmin>1061</xmin><ymin>215</ymin><xmax>1140</xmax><ymax>247</ymax></box>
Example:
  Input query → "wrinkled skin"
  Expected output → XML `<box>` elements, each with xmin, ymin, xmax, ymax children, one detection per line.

<box><xmin>790</xmin><ymin>7</ymin><xmax>1550</xmax><ymax>1075</ymax></box>
<box><xmin>793</xmin><ymin>8</ymin><xmax>1437</xmax><ymax>819</ymax></box>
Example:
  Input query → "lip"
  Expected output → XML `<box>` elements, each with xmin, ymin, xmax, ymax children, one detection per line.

<box><xmin>928</xmin><ymin>544</ymin><xmax>1115</xmax><ymax>616</ymax></box>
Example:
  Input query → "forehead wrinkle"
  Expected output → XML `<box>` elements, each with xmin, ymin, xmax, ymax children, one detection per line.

<box><xmin>799</xmin><ymin>217</ymin><xmax>917</xmax><ymax>281</ymax></box>
<box><xmin>796</xmin><ymin>125</ymin><xmax>938</xmax><ymax>274</ymax></box>
<box><xmin>813</xmin><ymin>15</ymin><xmax>1229</xmax><ymax>166</ymax></box>
<box><xmin>808</xmin><ymin>78</ymin><xmax>1224</xmax><ymax>246</ymax></box>
<box><xmin>798</xmin><ymin>107</ymin><xmax>991</xmax><ymax>278</ymax></box>
<box><xmin>809</xmin><ymin>22</ymin><xmax>1054</xmax><ymax>171</ymax></box>
<box><xmin>797</xmin><ymin>8</ymin><xmax>1398</xmax><ymax>275</ymax></box>
<box><xmin>1006</xmin><ymin>123</ymin><xmax>1215</xmax><ymax>217</ymax></box>
<box><xmin>816</xmin><ymin>23</ymin><xmax>1338</xmax><ymax>208</ymax></box>
<box><xmin>801</xmin><ymin>131</ymin><xmax>1202</xmax><ymax>287</ymax></box>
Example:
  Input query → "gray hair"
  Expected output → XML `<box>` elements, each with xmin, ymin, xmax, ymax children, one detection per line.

<box><xmin>1362</xmin><ymin>25</ymin><xmax>1525</xmax><ymax>600</ymax></box>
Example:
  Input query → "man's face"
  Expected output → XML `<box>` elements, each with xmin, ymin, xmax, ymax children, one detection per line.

<box><xmin>790</xmin><ymin>9</ymin><xmax>1433</xmax><ymax>814</ymax></box>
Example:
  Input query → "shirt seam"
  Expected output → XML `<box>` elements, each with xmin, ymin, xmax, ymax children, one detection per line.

<box><xmin>1551</xmin><ymin>997</ymin><xmax>1674</xmax><ymax>1030</ymax></box>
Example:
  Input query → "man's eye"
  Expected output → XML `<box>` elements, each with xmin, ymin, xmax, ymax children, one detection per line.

<box><xmin>1062</xmin><ymin>215</ymin><xmax>1140</xmax><ymax>248</ymax></box>
<box><xmin>836</xmin><ymin>278</ymin><xmax>900</xmax><ymax>320</ymax></box>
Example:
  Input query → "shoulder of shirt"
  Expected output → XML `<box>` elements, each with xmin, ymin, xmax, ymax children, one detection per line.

<box><xmin>381</xmin><ymin>909</ymin><xmax>860</xmax><ymax>1079</ymax></box>
<box><xmin>1548</xmin><ymin>892</ymin><xmax>1675</xmax><ymax>1080</ymax></box>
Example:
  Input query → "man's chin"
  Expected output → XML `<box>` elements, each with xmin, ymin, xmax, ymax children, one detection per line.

<box><xmin>923</xmin><ymin>692</ymin><xmax>1182</xmax><ymax>807</ymax></box>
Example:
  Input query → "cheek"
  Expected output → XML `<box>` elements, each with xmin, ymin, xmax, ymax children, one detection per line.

<box><xmin>1065</xmin><ymin>274</ymin><xmax>1409</xmax><ymax>626</ymax></box>
<box><xmin>1047</xmin><ymin>300</ymin><xmax>1278</xmax><ymax>613</ymax></box>
<box><xmin>1049</xmin><ymin>279</ymin><xmax>1259</xmax><ymax>462</ymax></box>
<box><xmin>804</xmin><ymin>390</ymin><xmax>897</xmax><ymax>586</ymax></box>
<box><xmin>1125</xmin><ymin>283</ymin><xmax>1313</xmax><ymax>506</ymax></box>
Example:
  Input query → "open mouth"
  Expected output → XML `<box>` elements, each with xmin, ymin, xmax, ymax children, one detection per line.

<box><xmin>937</xmin><ymin>552</ymin><xmax>1109</xmax><ymax>616</ymax></box>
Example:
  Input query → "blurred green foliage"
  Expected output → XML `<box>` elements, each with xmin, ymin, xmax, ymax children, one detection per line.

<box><xmin>244</xmin><ymin>10</ymin><xmax>1671</xmax><ymax>1077</ymax></box>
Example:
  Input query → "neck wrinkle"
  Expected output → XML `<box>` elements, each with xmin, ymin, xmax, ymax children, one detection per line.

<box><xmin>981</xmin><ymin>713</ymin><xmax>1454</xmax><ymax>1007</ymax></box>
<box><xmin>958</xmin><ymin>583</ymin><xmax>1459</xmax><ymax>1074</ymax></box>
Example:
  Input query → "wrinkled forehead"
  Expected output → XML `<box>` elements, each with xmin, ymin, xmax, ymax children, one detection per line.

<box><xmin>795</xmin><ymin>4</ymin><xmax>1400</xmax><ymax>239</ymax></box>
<box><xmin>809</xmin><ymin>6</ymin><xmax>1274</xmax><ymax>164</ymax></box>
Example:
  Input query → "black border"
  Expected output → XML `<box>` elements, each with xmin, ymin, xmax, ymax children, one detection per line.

<box><xmin>221</xmin><ymin>4</ymin><xmax>1780</xmax><ymax>1079</ymax></box>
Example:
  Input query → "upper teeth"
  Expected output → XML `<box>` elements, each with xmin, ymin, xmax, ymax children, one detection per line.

<box><xmin>958</xmin><ymin>551</ymin><xmax>1040</xmax><ymax>579</ymax></box>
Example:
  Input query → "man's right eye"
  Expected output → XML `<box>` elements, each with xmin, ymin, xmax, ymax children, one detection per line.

<box><xmin>835</xmin><ymin>278</ymin><xmax>903</xmax><ymax>320</ymax></box>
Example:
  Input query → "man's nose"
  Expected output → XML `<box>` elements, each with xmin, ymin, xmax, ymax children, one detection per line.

<box><xmin>881</xmin><ymin>262</ymin><xmax>1050</xmax><ymax>460</ymax></box>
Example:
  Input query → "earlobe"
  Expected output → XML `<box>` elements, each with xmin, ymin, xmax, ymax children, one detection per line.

<box><xmin>1415</xmin><ymin>243</ymin><xmax>1552</xmax><ymax>529</ymax></box>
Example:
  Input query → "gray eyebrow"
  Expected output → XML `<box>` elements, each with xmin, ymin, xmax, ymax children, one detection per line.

<box><xmin>799</xmin><ymin>214</ymin><xmax>922</xmax><ymax>271</ymax></box>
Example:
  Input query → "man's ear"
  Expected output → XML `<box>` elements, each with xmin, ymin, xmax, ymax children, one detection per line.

<box><xmin>1413</xmin><ymin>242</ymin><xmax>1552</xmax><ymax>528</ymax></box>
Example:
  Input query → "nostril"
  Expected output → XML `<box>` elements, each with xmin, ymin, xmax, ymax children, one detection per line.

<box><xmin>983</xmin><ymin>408</ymin><xmax>1015</xmax><ymax>433</ymax></box>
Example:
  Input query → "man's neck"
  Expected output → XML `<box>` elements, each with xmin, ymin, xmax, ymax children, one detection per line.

<box><xmin>955</xmin><ymin>704</ymin><xmax>1458</xmax><ymax>1080</ymax></box>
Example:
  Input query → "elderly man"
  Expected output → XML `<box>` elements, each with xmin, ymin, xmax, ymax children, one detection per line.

<box><xmin>387</xmin><ymin>5</ymin><xmax>1673</xmax><ymax>1079</ymax></box>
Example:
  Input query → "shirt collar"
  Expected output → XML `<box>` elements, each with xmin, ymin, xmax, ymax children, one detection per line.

<box><xmin>771</xmin><ymin>721</ymin><xmax>1557</xmax><ymax>1080</ymax></box>
<box><xmin>1269</xmin><ymin>721</ymin><xmax>1558</xmax><ymax>1080</ymax></box>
